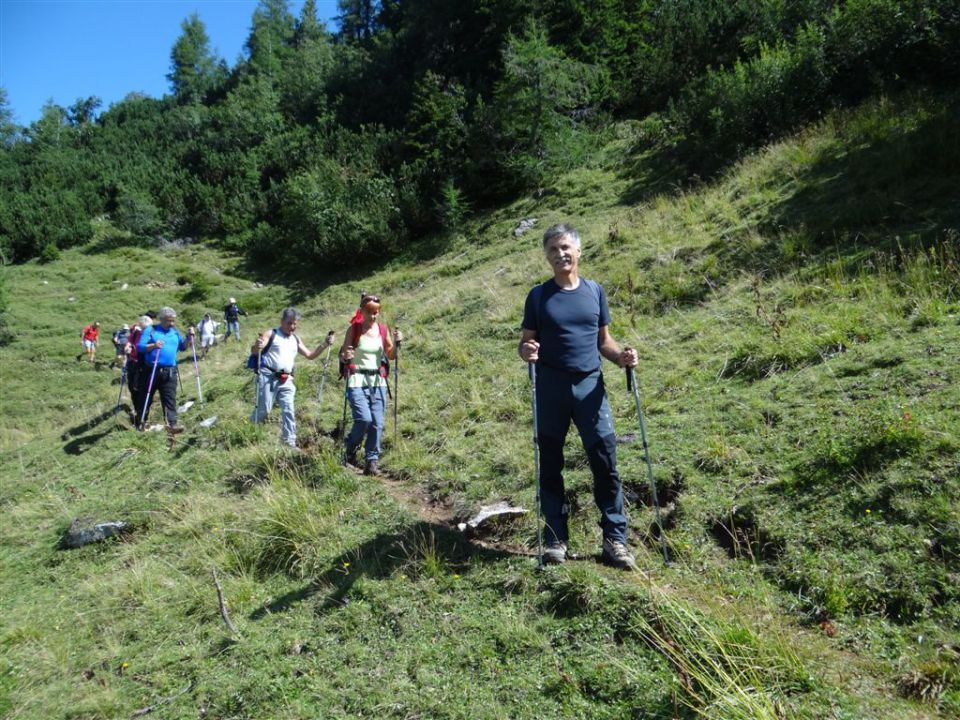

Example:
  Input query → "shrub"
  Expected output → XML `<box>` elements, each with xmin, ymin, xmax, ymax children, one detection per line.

<box><xmin>114</xmin><ymin>188</ymin><xmax>164</xmax><ymax>237</ymax></box>
<box><xmin>38</xmin><ymin>243</ymin><xmax>60</xmax><ymax>264</ymax></box>
<box><xmin>278</xmin><ymin>157</ymin><xmax>399</xmax><ymax>265</ymax></box>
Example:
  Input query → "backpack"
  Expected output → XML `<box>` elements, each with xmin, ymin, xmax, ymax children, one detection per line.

<box><xmin>339</xmin><ymin>321</ymin><xmax>389</xmax><ymax>380</ymax></box>
<box><xmin>246</xmin><ymin>328</ymin><xmax>302</xmax><ymax>372</ymax></box>
<box><xmin>246</xmin><ymin>329</ymin><xmax>276</xmax><ymax>371</ymax></box>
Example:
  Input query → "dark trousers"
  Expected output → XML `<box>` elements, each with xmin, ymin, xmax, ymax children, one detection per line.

<box><xmin>143</xmin><ymin>366</ymin><xmax>179</xmax><ymax>427</ymax></box>
<box><xmin>535</xmin><ymin>364</ymin><xmax>627</xmax><ymax>545</ymax></box>
<box><xmin>128</xmin><ymin>361</ymin><xmax>143</xmax><ymax>418</ymax></box>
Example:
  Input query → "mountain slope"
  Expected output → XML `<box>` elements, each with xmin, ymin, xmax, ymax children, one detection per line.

<box><xmin>1</xmin><ymin>90</ymin><xmax>957</xmax><ymax>719</ymax></box>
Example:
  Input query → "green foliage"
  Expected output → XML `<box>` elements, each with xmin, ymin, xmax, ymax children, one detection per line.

<box><xmin>114</xmin><ymin>188</ymin><xmax>164</xmax><ymax>238</ymax></box>
<box><xmin>0</xmin><ymin>270</ymin><xmax>10</xmax><ymax>346</ymax></box>
<box><xmin>491</xmin><ymin>18</ymin><xmax>602</xmax><ymax>191</ymax></box>
<box><xmin>4</xmin><ymin>0</ymin><xmax>956</xmax><ymax>266</ymax></box>
<box><xmin>180</xmin><ymin>272</ymin><xmax>214</xmax><ymax>303</ymax></box>
<box><xmin>675</xmin><ymin>22</ymin><xmax>831</xmax><ymax>165</ymax></box>
<box><xmin>38</xmin><ymin>243</ymin><xmax>60</xmax><ymax>264</ymax></box>
<box><xmin>438</xmin><ymin>178</ymin><xmax>469</xmax><ymax>231</ymax></box>
<box><xmin>0</xmin><ymin>87</ymin><xmax>19</xmax><ymax>145</ymax></box>
<box><xmin>1</xmin><ymin>188</ymin><xmax>93</xmax><ymax>261</ymax></box>
<box><xmin>668</xmin><ymin>0</ymin><xmax>960</xmax><ymax>171</ymax></box>
<box><xmin>168</xmin><ymin>13</ymin><xmax>225</xmax><ymax>103</ymax></box>
<box><xmin>278</xmin><ymin>147</ymin><xmax>398</xmax><ymax>264</ymax></box>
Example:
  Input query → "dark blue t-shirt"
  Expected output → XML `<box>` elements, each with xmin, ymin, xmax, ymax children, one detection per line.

<box><xmin>522</xmin><ymin>278</ymin><xmax>611</xmax><ymax>373</ymax></box>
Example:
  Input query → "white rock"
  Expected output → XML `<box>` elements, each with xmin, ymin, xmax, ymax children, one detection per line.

<box><xmin>460</xmin><ymin>501</ymin><xmax>528</xmax><ymax>533</ymax></box>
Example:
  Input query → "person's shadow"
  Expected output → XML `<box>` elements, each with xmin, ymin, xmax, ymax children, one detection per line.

<box><xmin>250</xmin><ymin>520</ymin><xmax>513</xmax><ymax>620</ymax></box>
<box><xmin>64</xmin><ymin>430</ymin><xmax>113</xmax><ymax>455</ymax></box>
<box><xmin>61</xmin><ymin>408</ymin><xmax>120</xmax><ymax>440</ymax></box>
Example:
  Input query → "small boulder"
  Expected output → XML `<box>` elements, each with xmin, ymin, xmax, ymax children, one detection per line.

<box><xmin>513</xmin><ymin>218</ymin><xmax>538</xmax><ymax>237</ymax></box>
<box><xmin>458</xmin><ymin>501</ymin><xmax>527</xmax><ymax>534</ymax></box>
<box><xmin>61</xmin><ymin>518</ymin><xmax>129</xmax><ymax>549</ymax></box>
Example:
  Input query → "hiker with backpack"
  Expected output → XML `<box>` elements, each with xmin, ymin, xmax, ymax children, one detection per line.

<box><xmin>518</xmin><ymin>223</ymin><xmax>639</xmax><ymax>570</ymax></box>
<box><xmin>249</xmin><ymin>307</ymin><xmax>334</xmax><ymax>449</ymax></box>
<box><xmin>223</xmin><ymin>297</ymin><xmax>247</xmax><ymax>343</ymax></box>
<box><xmin>111</xmin><ymin>325</ymin><xmax>130</xmax><ymax>368</ymax></box>
<box><xmin>125</xmin><ymin>315</ymin><xmax>153</xmax><ymax>424</ymax></box>
<box><xmin>338</xmin><ymin>293</ymin><xmax>403</xmax><ymax>476</ymax></box>
<box><xmin>136</xmin><ymin>307</ymin><xmax>195</xmax><ymax>434</ymax></box>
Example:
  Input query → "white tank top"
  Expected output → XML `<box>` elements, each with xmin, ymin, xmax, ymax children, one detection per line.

<box><xmin>261</xmin><ymin>329</ymin><xmax>298</xmax><ymax>373</ymax></box>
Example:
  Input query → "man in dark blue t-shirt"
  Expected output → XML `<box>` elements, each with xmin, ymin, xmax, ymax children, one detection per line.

<box><xmin>519</xmin><ymin>223</ymin><xmax>638</xmax><ymax>570</ymax></box>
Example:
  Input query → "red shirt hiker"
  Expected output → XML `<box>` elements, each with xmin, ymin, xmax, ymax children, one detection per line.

<box><xmin>82</xmin><ymin>324</ymin><xmax>99</xmax><ymax>342</ymax></box>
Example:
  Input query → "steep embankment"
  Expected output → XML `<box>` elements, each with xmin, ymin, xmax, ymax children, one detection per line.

<box><xmin>1</xmin><ymin>92</ymin><xmax>957</xmax><ymax>719</ymax></box>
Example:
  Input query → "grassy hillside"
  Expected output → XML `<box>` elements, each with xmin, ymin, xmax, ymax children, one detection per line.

<box><xmin>1</xmin><ymin>90</ymin><xmax>957</xmax><ymax>719</ymax></box>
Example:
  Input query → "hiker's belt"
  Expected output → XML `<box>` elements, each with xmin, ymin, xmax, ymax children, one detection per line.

<box><xmin>354</xmin><ymin>368</ymin><xmax>384</xmax><ymax>376</ymax></box>
<box><xmin>261</xmin><ymin>365</ymin><xmax>293</xmax><ymax>377</ymax></box>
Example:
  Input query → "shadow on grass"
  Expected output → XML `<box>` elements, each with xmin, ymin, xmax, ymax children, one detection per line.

<box><xmin>61</xmin><ymin>407</ymin><xmax>121</xmax><ymax>440</ymax></box>
<box><xmin>249</xmin><ymin>520</ymin><xmax>512</xmax><ymax>620</ymax></box>
<box><xmin>616</xmin><ymin>143</ymin><xmax>694</xmax><ymax>207</ymax></box>
<box><xmin>707</xmin><ymin>94</ymin><xmax>960</xmax><ymax>277</ymax></box>
<box><xmin>64</xmin><ymin>429</ymin><xmax>113</xmax><ymax>455</ymax></box>
<box><xmin>617</xmin><ymin>93</ymin><xmax>960</xmax><ymax>290</ymax></box>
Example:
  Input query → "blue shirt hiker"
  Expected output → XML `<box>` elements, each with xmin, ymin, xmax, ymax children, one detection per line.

<box><xmin>134</xmin><ymin>307</ymin><xmax>193</xmax><ymax>433</ymax></box>
<box><xmin>138</xmin><ymin>323</ymin><xmax>189</xmax><ymax>367</ymax></box>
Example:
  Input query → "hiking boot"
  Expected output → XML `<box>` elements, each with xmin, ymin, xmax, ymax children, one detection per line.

<box><xmin>364</xmin><ymin>460</ymin><xmax>381</xmax><ymax>476</ymax></box>
<box><xmin>541</xmin><ymin>542</ymin><xmax>568</xmax><ymax>565</ymax></box>
<box><xmin>344</xmin><ymin>448</ymin><xmax>361</xmax><ymax>469</ymax></box>
<box><xmin>601</xmin><ymin>538</ymin><xmax>637</xmax><ymax>570</ymax></box>
<box><xmin>165</xmin><ymin>425</ymin><xmax>185</xmax><ymax>435</ymax></box>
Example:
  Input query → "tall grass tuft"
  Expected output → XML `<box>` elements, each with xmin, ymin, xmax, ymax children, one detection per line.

<box><xmin>623</xmin><ymin>586</ymin><xmax>813</xmax><ymax>720</ymax></box>
<box><xmin>248</xmin><ymin>459</ymin><xmax>342</xmax><ymax>579</ymax></box>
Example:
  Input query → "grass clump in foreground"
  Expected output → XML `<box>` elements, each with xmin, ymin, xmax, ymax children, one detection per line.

<box><xmin>2</xmin><ymin>91</ymin><xmax>959</xmax><ymax>718</ymax></box>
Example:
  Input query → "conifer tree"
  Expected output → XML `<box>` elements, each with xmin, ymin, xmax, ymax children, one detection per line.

<box><xmin>168</xmin><ymin>13</ymin><xmax>223</xmax><ymax>103</ymax></box>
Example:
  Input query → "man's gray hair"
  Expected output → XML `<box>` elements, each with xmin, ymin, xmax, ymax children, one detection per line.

<box><xmin>281</xmin><ymin>307</ymin><xmax>302</xmax><ymax>323</ymax></box>
<box><xmin>158</xmin><ymin>306</ymin><xmax>177</xmax><ymax>320</ymax></box>
<box><xmin>139</xmin><ymin>315</ymin><xmax>153</xmax><ymax>325</ymax></box>
<box><xmin>542</xmin><ymin>223</ymin><xmax>581</xmax><ymax>249</ymax></box>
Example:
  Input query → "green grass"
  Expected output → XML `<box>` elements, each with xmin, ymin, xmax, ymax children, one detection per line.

<box><xmin>2</xmin><ymin>90</ymin><xmax>959</xmax><ymax>718</ymax></box>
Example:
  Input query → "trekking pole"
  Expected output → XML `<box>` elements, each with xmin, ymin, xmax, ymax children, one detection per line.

<box><xmin>189</xmin><ymin>335</ymin><xmax>204</xmax><ymax>407</ymax></box>
<box><xmin>114</xmin><ymin>356</ymin><xmax>128</xmax><ymax>415</ymax></box>
<box><xmin>626</xmin><ymin>362</ymin><xmax>670</xmax><ymax>565</ymax></box>
<box><xmin>176</xmin><ymin>360</ymin><xmax>185</xmax><ymax>399</ymax></box>
<box><xmin>254</xmin><ymin>349</ymin><xmax>262</xmax><ymax>421</ymax></box>
<box><xmin>393</xmin><ymin>327</ymin><xmax>400</xmax><ymax>443</ymax></box>
<box><xmin>139</xmin><ymin>351</ymin><xmax>161</xmax><ymax>429</ymax></box>
<box><xmin>340</xmin><ymin>369</ymin><xmax>352</xmax><ymax>465</ymax></box>
<box><xmin>316</xmin><ymin>331</ymin><xmax>335</xmax><ymax>405</ymax></box>
<box><xmin>529</xmin><ymin>363</ymin><xmax>545</xmax><ymax>569</ymax></box>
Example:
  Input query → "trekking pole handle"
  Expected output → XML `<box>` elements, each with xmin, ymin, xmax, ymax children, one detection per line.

<box><xmin>624</xmin><ymin>347</ymin><xmax>635</xmax><ymax>392</ymax></box>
